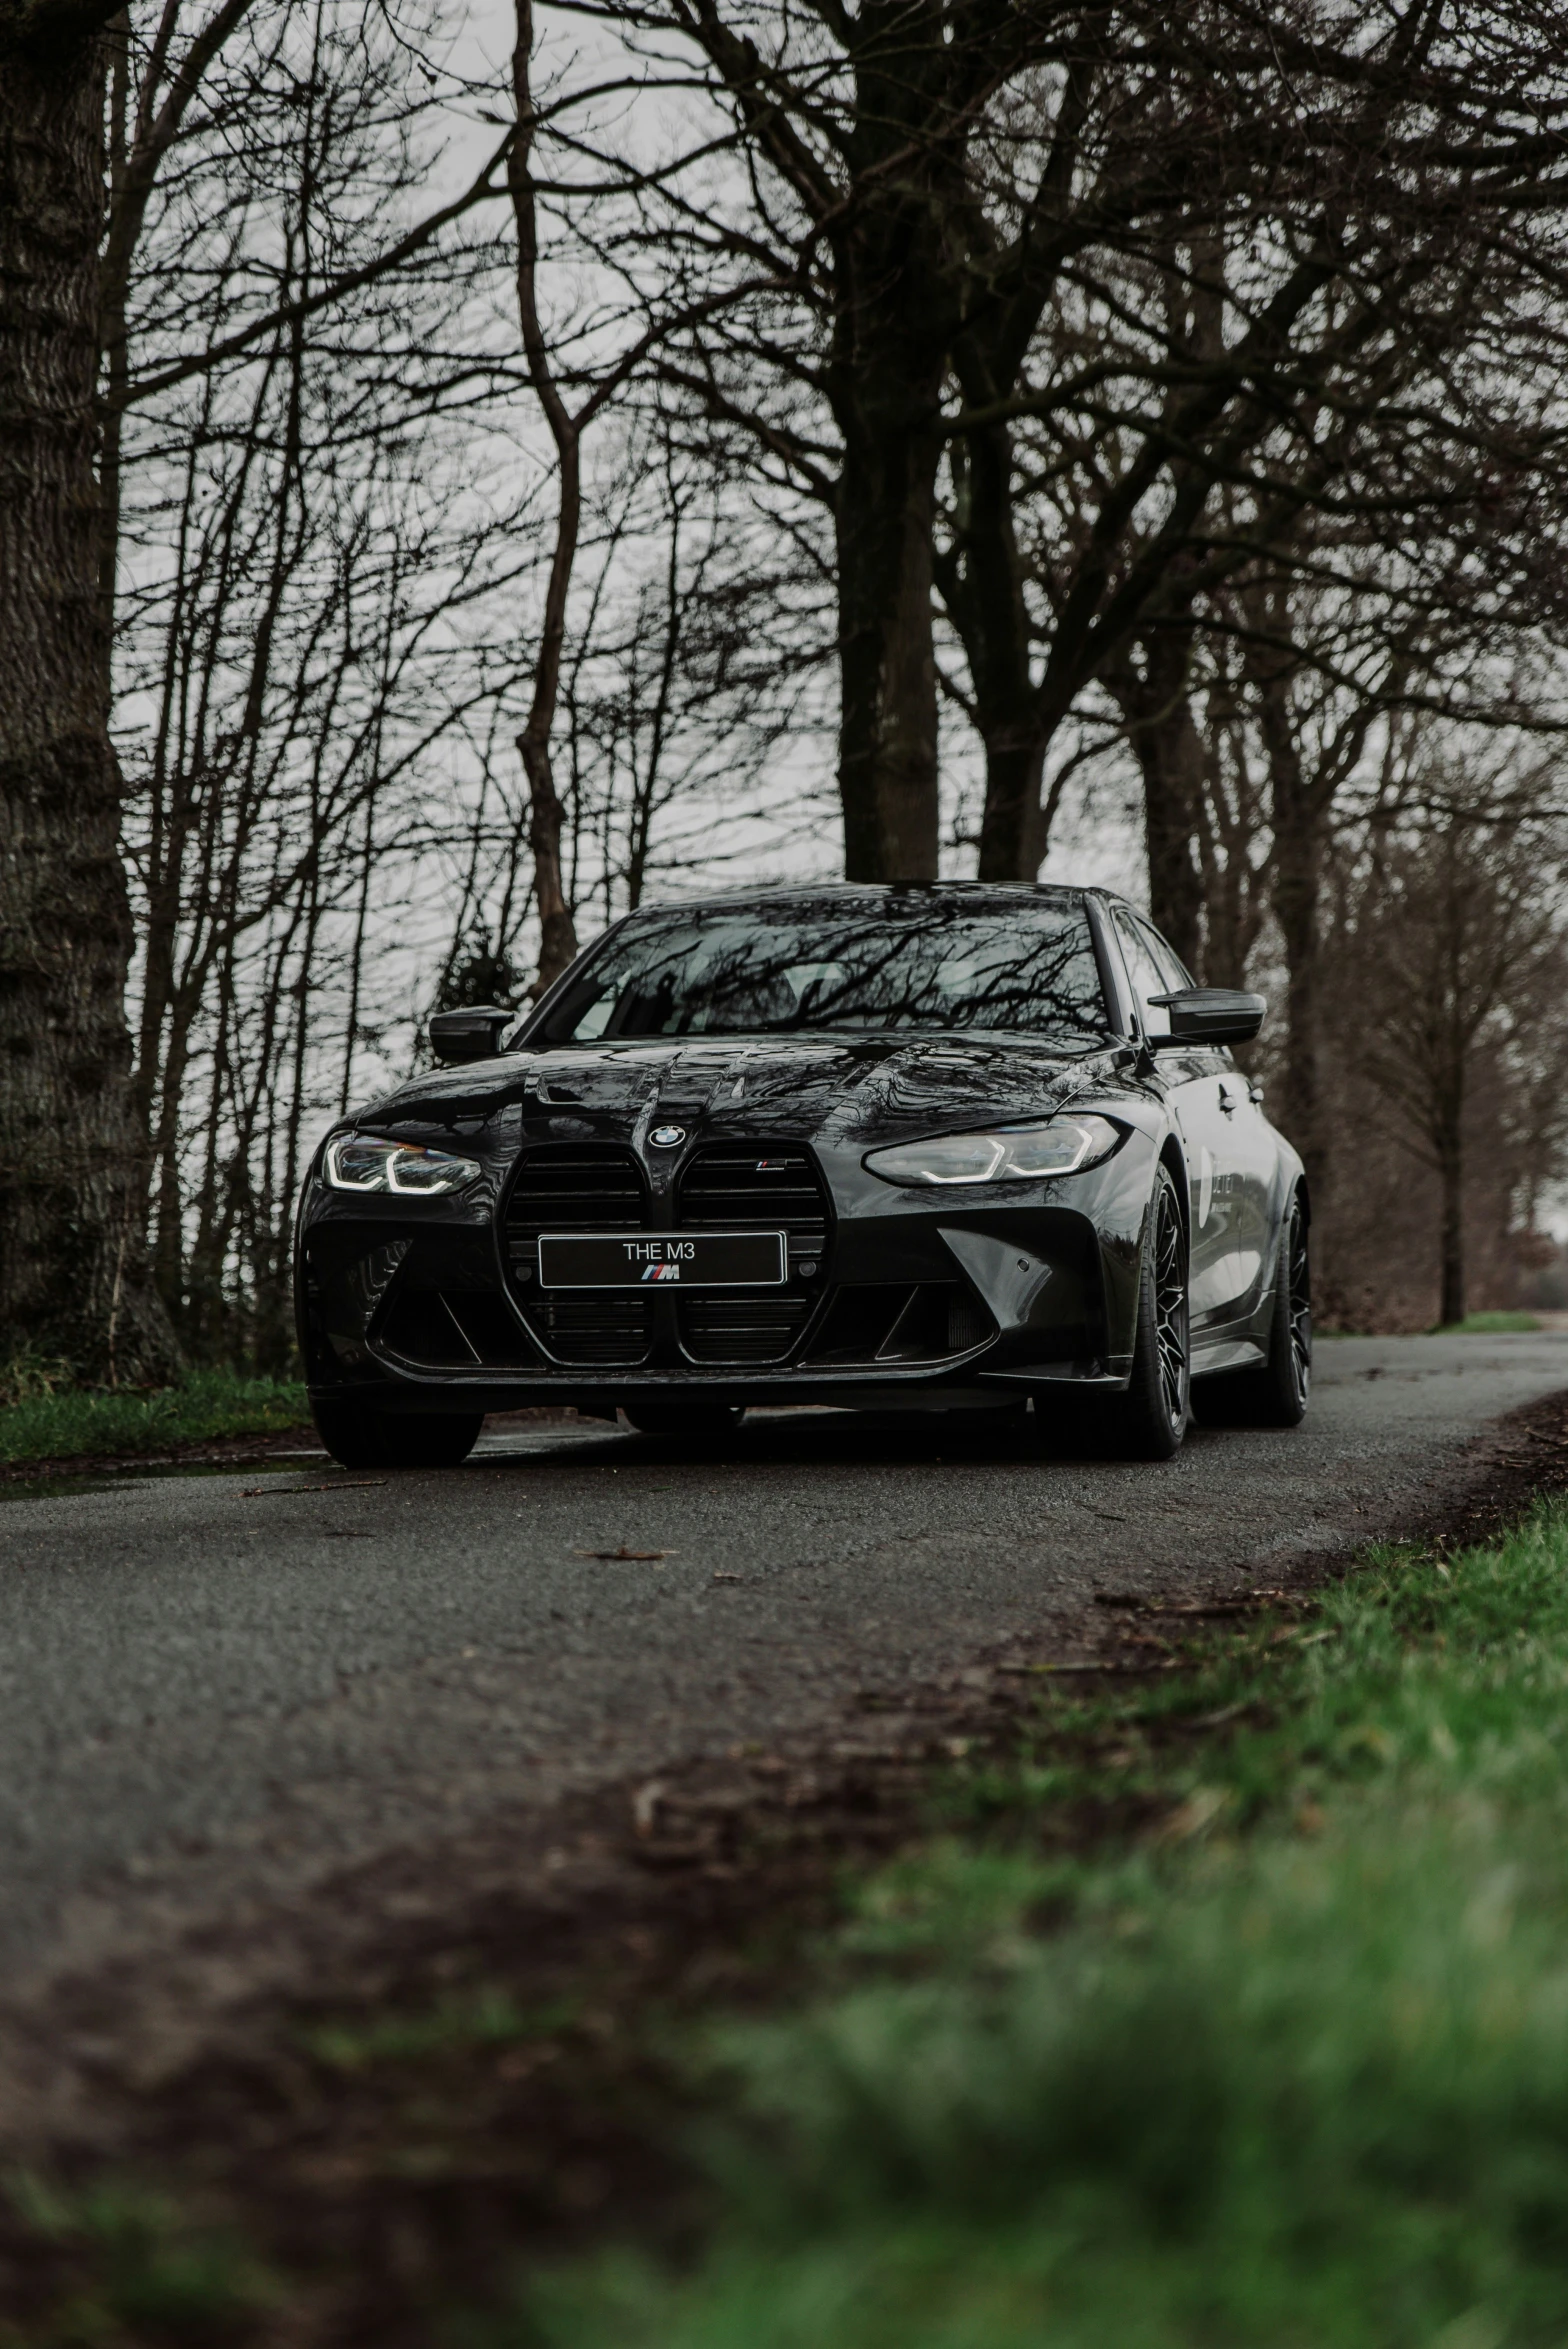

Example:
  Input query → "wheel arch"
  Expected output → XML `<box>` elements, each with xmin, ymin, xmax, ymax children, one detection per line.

<box><xmin>1157</xmin><ymin>1133</ymin><xmax>1191</xmax><ymax>1247</ymax></box>
<box><xmin>1254</xmin><ymin>1172</ymin><xmax>1311</xmax><ymax>1356</ymax></box>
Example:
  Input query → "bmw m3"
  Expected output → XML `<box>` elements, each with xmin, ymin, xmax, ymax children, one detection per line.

<box><xmin>295</xmin><ymin>884</ymin><xmax>1310</xmax><ymax>1467</ymax></box>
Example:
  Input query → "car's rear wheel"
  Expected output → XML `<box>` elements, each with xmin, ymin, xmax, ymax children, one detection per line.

<box><xmin>620</xmin><ymin>1399</ymin><xmax>746</xmax><ymax>1440</ymax></box>
<box><xmin>311</xmin><ymin>1399</ymin><xmax>483</xmax><ymax>1469</ymax></box>
<box><xmin>1192</xmin><ymin>1192</ymin><xmax>1311</xmax><ymax>1429</ymax></box>
<box><xmin>1109</xmin><ymin>1164</ymin><xmax>1190</xmax><ymax>1460</ymax></box>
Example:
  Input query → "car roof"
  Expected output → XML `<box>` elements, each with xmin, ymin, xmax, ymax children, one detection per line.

<box><xmin>622</xmin><ymin>880</ymin><xmax>1113</xmax><ymax>917</ymax></box>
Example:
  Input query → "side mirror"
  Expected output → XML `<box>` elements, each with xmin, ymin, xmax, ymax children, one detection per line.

<box><xmin>1147</xmin><ymin>987</ymin><xmax>1266</xmax><ymax>1048</ymax></box>
<box><xmin>429</xmin><ymin>1006</ymin><xmax>515</xmax><ymax>1064</ymax></box>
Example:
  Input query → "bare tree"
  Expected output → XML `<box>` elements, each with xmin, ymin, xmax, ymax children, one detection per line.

<box><xmin>0</xmin><ymin>0</ymin><xmax>517</xmax><ymax>1374</ymax></box>
<box><xmin>112</xmin><ymin>0</ymin><xmax>539</xmax><ymax>1352</ymax></box>
<box><xmin>1342</xmin><ymin>803</ymin><xmax>1566</xmax><ymax>1328</ymax></box>
<box><xmin>509</xmin><ymin>0</ymin><xmax>582</xmax><ymax>994</ymax></box>
<box><xmin>0</xmin><ymin>0</ymin><xmax>177</xmax><ymax>1377</ymax></box>
<box><xmin>549</xmin><ymin>0</ymin><xmax>1222</xmax><ymax>878</ymax></box>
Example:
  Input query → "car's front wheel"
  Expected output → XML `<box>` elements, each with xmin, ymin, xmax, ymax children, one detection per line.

<box><xmin>311</xmin><ymin>1399</ymin><xmax>483</xmax><ymax>1469</ymax></box>
<box><xmin>1110</xmin><ymin>1163</ymin><xmax>1190</xmax><ymax>1460</ymax></box>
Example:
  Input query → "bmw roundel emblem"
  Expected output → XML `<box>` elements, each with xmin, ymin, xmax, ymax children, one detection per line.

<box><xmin>649</xmin><ymin>1123</ymin><xmax>686</xmax><ymax>1149</ymax></box>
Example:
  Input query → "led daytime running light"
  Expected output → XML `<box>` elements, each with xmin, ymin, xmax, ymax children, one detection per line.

<box><xmin>324</xmin><ymin>1135</ymin><xmax>481</xmax><ymax>1196</ymax></box>
<box><xmin>865</xmin><ymin>1114</ymin><xmax>1122</xmax><ymax>1187</ymax></box>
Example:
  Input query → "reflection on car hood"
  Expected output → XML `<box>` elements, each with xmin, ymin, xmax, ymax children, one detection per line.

<box><xmin>354</xmin><ymin>1033</ymin><xmax>1120</xmax><ymax>1147</ymax></box>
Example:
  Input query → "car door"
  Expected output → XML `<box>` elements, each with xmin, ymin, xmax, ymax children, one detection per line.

<box><xmin>1108</xmin><ymin>907</ymin><xmax>1241</xmax><ymax>1332</ymax></box>
<box><xmin>1136</xmin><ymin>916</ymin><xmax>1278</xmax><ymax>1329</ymax></box>
<box><xmin>1207</xmin><ymin>1058</ymin><xmax>1279</xmax><ymax>1323</ymax></box>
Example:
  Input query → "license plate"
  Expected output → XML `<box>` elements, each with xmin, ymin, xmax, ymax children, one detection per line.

<box><xmin>537</xmin><ymin>1231</ymin><xmax>788</xmax><ymax>1289</ymax></box>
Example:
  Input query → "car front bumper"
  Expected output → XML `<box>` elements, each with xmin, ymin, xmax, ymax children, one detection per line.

<box><xmin>296</xmin><ymin>1125</ymin><xmax>1159</xmax><ymax>1416</ymax></box>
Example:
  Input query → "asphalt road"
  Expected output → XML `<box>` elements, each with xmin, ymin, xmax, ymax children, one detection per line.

<box><xmin>1</xmin><ymin>1331</ymin><xmax>1565</xmax><ymax>1993</ymax></box>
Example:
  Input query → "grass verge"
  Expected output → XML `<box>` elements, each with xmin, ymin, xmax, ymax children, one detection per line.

<box><xmin>511</xmin><ymin>1500</ymin><xmax>1568</xmax><ymax>2349</ymax></box>
<box><xmin>1437</xmin><ymin>1310</ymin><xmax>1542</xmax><ymax>1335</ymax></box>
<box><xmin>0</xmin><ymin>1368</ymin><xmax>309</xmax><ymax>1466</ymax></box>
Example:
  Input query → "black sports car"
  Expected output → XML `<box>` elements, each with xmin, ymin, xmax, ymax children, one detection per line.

<box><xmin>295</xmin><ymin>884</ymin><xmax>1310</xmax><ymax>1467</ymax></box>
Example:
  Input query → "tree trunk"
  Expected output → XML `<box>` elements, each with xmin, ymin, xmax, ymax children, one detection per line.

<box><xmin>1439</xmin><ymin>1136</ymin><xmax>1465</xmax><ymax>1327</ymax></box>
<box><xmin>1271</xmin><ymin>812</ymin><xmax>1324</xmax><ymax>1201</ymax></box>
<box><xmin>1107</xmin><ymin>625</ymin><xmax>1205</xmax><ymax>970</ymax></box>
<box><xmin>1262</xmin><ymin>677</ymin><xmax>1328</xmax><ymax>1208</ymax></box>
<box><xmin>827</xmin><ymin>38</ymin><xmax>950</xmax><ymax>887</ymax></box>
<box><xmin>835</xmin><ymin>376</ymin><xmax>942</xmax><ymax>882</ymax></box>
<box><xmin>97</xmin><ymin>3</ymin><xmax>126</xmax><ymax>675</ymax></box>
<box><xmin>679</xmin><ymin>0</ymin><xmax>963</xmax><ymax>886</ymax></box>
<box><xmin>941</xmin><ymin>418</ymin><xmax>1048</xmax><ymax>884</ymax></box>
<box><xmin>510</xmin><ymin>0</ymin><xmax>579</xmax><ymax>993</ymax></box>
<box><xmin>0</xmin><ymin>19</ymin><xmax>177</xmax><ymax>1381</ymax></box>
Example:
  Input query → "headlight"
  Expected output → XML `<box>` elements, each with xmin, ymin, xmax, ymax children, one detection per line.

<box><xmin>323</xmin><ymin>1135</ymin><xmax>481</xmax><ymax>1196</ymax></box>
<box><xmin>864</xmin><ymin>1115</ymin><xmax>1122</xmax><ymax>1187</ymax></box>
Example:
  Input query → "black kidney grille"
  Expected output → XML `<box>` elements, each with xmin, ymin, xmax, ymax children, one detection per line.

<box><xmin>504</xmin><ymin>1144</ymin><xmax>651</xmax><ymax>1364</ymax></box>
<box><xmin>499</xmin><ymin>1140</ymin><xmax>828</xmax><ymax>1370</ymax></box>
<box><xmin>675</xmin><ymin>1147</ymin><xmax>828</xmax><ymax>1261</ymax></box>
<box><xmin>504</xmin><ymin>1145</ymin><xmax>646</xmax><ymax>1251</ymax></box>
<box><xmin>674</xmin><ymin>1144</ymin><xmax>827</xmax><ymax>1365</ymax></box>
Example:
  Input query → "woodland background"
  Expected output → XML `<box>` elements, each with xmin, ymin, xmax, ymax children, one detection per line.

<box><xmin>7</xmin><ymin>0</ymin><xmax>1568</xmax><ymax>1377</ymax></box>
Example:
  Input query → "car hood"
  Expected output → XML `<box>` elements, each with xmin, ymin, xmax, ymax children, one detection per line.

<box><xmin>352</xmin><ymin>1033</ymin><xmax>1129</xmax><ymax>1151</ymax></box>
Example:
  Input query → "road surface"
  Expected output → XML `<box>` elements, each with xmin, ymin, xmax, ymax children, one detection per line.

<box><xmin>1</xmin><ymin>1331</ymin><xmax>1564</xmax><ymax>1991</ymax></box>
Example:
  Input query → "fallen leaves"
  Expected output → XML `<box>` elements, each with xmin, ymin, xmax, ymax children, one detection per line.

<box><xmin>1155</xmin><ymin>1785</ymin><xmax>1231</xmax><ymax>1844</ymax></box>
<box><xmin>631</xmin><ymin>1780</ymin><xmax>667</xmax><ymax>1836</ymax></box>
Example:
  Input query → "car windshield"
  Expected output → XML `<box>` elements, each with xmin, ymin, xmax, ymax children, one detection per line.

<box><xmin>541</xmin><ymin>898</ymin><xmax>1112</xmax><ymax>1049</ymax></box>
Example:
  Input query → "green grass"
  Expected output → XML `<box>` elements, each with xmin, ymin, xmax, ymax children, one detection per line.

<box><xmin>4</xmin><ymin>2172</ymin><xmax>273</xmax><ymax>2338</ymax></box>
<box><xmin>0</xmin><ymin>1367</ymin><xmax>309</xmax><ymax>1466</ymax></box>
<box><xmin>1436</xmin><ymin>1310</ymin><xmax>1541</xmax><ymax>1334</ymax></box>
<box><xmin>510</xmin><ymin>1504</ymin><xmax>1568</xmax><ymax>2349</ymax></box>
<box><xmin>1317</xmin><ymin>1314</ymin><xmax>1542</xmax><ymax>1338</ymax></box>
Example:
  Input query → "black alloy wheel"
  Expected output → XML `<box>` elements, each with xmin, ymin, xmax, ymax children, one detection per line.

<box><xmin>1284</xmin><ymin>1195</ymin><xmax>1313</xmax><ymax>1407</ymax></box>
<box><xmin>311</xmin><ymin>1399</ymin><xmax>484</xmax><ymax>1469</ymax></box>
<box><xmin>1112</xmin><ymin>1163</ymin><xmax>1190</xmax><ymax>1460</ymax></box>
<box><xmin>1191</xmin><ymin>1189</ymin><xmax>1311</xmax><ymax>1430</ymax></box>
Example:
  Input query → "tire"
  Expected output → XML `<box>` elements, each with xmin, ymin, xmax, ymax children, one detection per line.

<box><xmin>1192</xmin><ymin>1191</ymin><xmax>1311</xmax><ymax>1430</ymax></box>
<box><xmin>620</xmin><ymin>1399</ymin><xmax>745</xmax><ymax>1440</ymax></box>
<box><xmin>1109</xmin><ymin>1163</ymin><xmax>1190</xmax><ymax>1461</ymax></box>
<box><xmin>311</xmin><ymin>1398</ymin><xmax>483</xmax><ymax>1469</ymax></box>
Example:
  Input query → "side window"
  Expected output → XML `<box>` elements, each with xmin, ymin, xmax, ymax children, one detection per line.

<box><xmin>1136</xmin><ymin>919</ymin><xmax>1193</xmax><ymax>994</ymax></box>
<box><xmin>1112</xmin><ymin>909</ymin><xmax>1172</xmax><ymax>1037</ymax></box>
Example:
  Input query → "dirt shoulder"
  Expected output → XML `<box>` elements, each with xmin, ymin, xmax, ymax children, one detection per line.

<box><xmin>0</xmin><ymin>1387</ymin><xmax>1566</xmax><ymax>2343</ymax></box>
